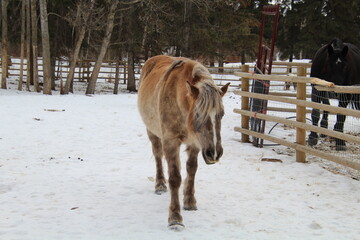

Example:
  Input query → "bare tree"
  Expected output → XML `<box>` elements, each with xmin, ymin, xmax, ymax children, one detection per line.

<box><xmin>18</xmin><ymin>0</ymin><xmax>26</xmax><ymax>91</ymax></box>
<box><xmin>39</xmin><ymin>0</ymin><xmax>52</xmax><ymax>94</ymax></box>
<box><xmin>127</xmin><ymin>51</ymin><xmax>136</xmax><ymax>92</ymax></box>
<box><xmin>63</xmin><ymin>0</ymin><xmax>95</xmax><ymax>94</ymax></box>
<box><xmin>85</xmin><ymin>0</ymin><xmax>118</xmax><ymax>94</ymax></box>
<box><xmin>30</xmin><ymin>0</ymin><xmax>40</xmax><ymax>92</ymax></box>
<box><xmin>26</xmin><ymin>0</ymin><xmax>33</xmax><ymax>91</ymax></box>
<box><xmin>1</xmin><ymin>0</ymin><xmax>9</xmax><ymax>89</ymax></box>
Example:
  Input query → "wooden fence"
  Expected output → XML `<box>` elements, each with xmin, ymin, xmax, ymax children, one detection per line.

<box><xmin>3</xmin><ymin>57</ymin><xmax>310</xmax><ymax>88</ymax></box>
<box><xmin>1</xmin><ymin>57</ymin><xmax>142</xmax><ymax>84</ymax></box>
<box><xmin>233</xmin><ymin>65</ymin><xmax>360</xmax><ymax>171</ymax></box>
<box><xmin>209</xmin><ymin>61</ymin><xmax>312</xmax><ymax>88</ymax></box>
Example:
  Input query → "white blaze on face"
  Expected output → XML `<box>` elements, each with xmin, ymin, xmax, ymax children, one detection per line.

<box><xmin>210</xmin><ymin>110</ymin><xmax>217</xmax><ymax>158</ymax></box>
<box><xmin>336</xmin><ymin>57</ymin><xmax>342</xmax><ymax>64</ymax></box>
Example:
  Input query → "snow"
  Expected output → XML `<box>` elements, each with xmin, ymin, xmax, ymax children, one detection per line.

<box><xmin>1</xmin><ymin>88</ymin><xmax>360</xmax><ymax>240</ymax></box>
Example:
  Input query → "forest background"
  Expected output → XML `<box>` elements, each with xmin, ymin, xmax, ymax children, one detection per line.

<box><xmin>1</xmin><ymin>0</ymin><xmax>359</xmax><ymax>94</ymax></box>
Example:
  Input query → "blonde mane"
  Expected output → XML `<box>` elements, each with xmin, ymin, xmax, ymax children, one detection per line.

<box><xmin>192</xmin><ymin>64</ymin><xmax>224</xmax><ymax>130</ymax></box>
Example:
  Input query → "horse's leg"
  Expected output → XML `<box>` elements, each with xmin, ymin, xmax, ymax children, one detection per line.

<box><xmin>147</xmin><ymin>130</ymin><xmax>167</xmax><ymax>194</ymax></box>
<box><xmin>308</xmin><ymin>87</ymin><xmax>321</xmax><ymax>146</ymax></box>
<box><xmin>354</xmin><ymin>94</ymin><xmax>360</xmax><ymax>111</ymax></box>
<box><xmin>183</xmin><ymin>145</ymin><xmax>199</xmax><ymax>211</ymax></box>
<box><xmin>163</xmin><ymin>138</ymin><xmax>183</xmax><ymax>229</ymax></box>
<box><xmin>334</xmin><ymin>95</ymin><xmax>349</xmax><ymax>151</ymax></box>
<box><xmin>319</xmin><ymin>93</ymin><xmax>330</xmax><ymax>137</ymax></box>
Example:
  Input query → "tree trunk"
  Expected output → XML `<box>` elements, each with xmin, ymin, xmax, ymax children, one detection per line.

<box><xmin>64</xmin><ymin>0</ymin><xmax>94</xmax><ymax>94</ymax></box>
<box><xmin>30</xmin><ymin>0</ymin><xmax>40</xmax><ymax>92</ymax></box>
<box><xmin>1</xmin><ymin>0</ymin><xmax>9</xmax><ymax>89</ymax></box>
<box><xmin>218</xmin><ymin>56</ymin><xmax>224</xmax><ymax>73</ymax></box>
<box><xmin>18</xmin><ymin>0</ymin><xmax>26</xmax><ymax>91</ymax></box>
<box><xmin>127</xmin><ymin>51</ymin><xmax>136</xmax><ymax>92</ymax></box>
<box><xmin>26</xmin><ymin>0</ymin><xmax>33</xmax><ymax>91</ymax></box>
<box><xmin>39</xmin><ymin>0</ymin><xmax>52</xmax><ymax>94</ymax></box>
<box><xmin>182</xmin><ymin>0</ymin><xmax>192</xmax><ymax>57</ymax></box>
<box><xmin>85</xmin><ymin>1</ymin><xmax>118</xmax><ymax>95</ymax></box>
<box><xmin>241</xmin><ymin>51</ymin><xmax>246</xmax><ymax>65</ymax></box>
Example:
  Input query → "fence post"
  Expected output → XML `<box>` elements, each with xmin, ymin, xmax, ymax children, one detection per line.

<box><xmin>241</xmin><ymin>64</ymin><xmax>250</xmax><ymax>143</ymax></box>
<box><xmin>296</xmin><ymin>66</ymin><xmax>306</xmax><ymax>163</ymax></box>
<box><xmin>113</xmin><ymin>60</ymin><xmax>120</xmax><ymax>94</ymax></box>
<box><xmin>122</xmin><ymin>62</ymin><xmax>127</xmax><ymax>84</ymax></box>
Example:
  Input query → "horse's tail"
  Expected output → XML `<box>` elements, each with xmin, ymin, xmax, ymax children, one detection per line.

<box><xmin>338</xmin><ymin>93</ymin><xmax>360</xmax><ymax>110</ymax></box>
<box><xmin>350</xmin><ymin>94</ymin><xmax>360</xmax><ymax>110</ymax></box>
<box><xmin>161</xmin><ymin>60</ymin><xmax>184</xmax><ymax>82</ymax></box>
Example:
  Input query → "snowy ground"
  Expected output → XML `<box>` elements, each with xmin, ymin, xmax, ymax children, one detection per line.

<box><xmin>1</xmin><ymin>87</ymin><xmax>360</xmax><ymax>240</ymax></box>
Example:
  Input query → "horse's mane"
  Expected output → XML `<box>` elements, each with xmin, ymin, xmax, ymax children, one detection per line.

<box><xmin>192</xmin><ymin>63</ymin><xmax>223</xmax><ymax>130</ymax></box>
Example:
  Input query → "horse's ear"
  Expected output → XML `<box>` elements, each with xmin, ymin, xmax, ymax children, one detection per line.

<box><xmin>327</xmin><ymin>44</ymin><xmax>334</xmax><ymax>55</ymax></box>
<box><xmin>342</xmin><ymin>45</ymin><xmax>348</xmax><ymax>57</ymax></box>
<box><xmin>186</xmin><ymin>81</ymin><xmax>199</xmax><ymax>98</ymax></box>
<box><xmin>220</xmin><ymin>82</ymin><xmax>230</xmax><ymax>96</ymax></box>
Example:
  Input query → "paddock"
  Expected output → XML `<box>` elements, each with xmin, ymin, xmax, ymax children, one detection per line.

<box><xmin>1</xmin><ymin>89</ymin><xmax>360</xmax><ymax>239</ymax></box>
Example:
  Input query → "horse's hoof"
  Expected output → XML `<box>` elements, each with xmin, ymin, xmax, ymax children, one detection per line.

<box><xmin>335</xmin><ymin>145</ymin><xmax>347</xmax><ymax>151</ymax></box>
<box><xmin>155</xmin><ymin>184</ymin><xmax>167</xmax><ymax>195</ymax></box>
<box><xmin>155</xmin><ymin>188</ymin><xmax>167</xmax><ymax>195</ymax></box>
<box><xmin>168</xmin><ymin>222</ymin><xmax>185</xmax><ymax>231</ymax></box>
<box><xmin>183</xmin><ymin>204</ymin><xmax>197</xmax><ymax>211</ymax></box>
<box><xmin>307</xmin><ymin>137</ymin><xmax>318</xmax><ymax>146</ymax></box>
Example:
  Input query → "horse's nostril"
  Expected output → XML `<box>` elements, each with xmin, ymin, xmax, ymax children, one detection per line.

<box><xmin>206</xmin><ymin>149</ymin><xmax>215</xmax><ymax>160</ymax></box>
<box><xmin>216</xmin><ymin>148</ymin><xmax>223</xmax><ymax>160</ymax></box>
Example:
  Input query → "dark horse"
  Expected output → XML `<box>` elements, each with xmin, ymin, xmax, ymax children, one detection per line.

<box><xmin>308</xmin><ymin>38</ymin><xmax>360</xmax><ymax>150</ymax></box>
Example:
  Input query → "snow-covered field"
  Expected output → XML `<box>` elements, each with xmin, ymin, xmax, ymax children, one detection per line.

<box><xmin>1</xmin><ymin>86</ymin><xmax>360</xmax><ymax>240</ymax></box>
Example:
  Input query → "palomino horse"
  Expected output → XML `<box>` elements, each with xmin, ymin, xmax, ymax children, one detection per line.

<box><xmin>138</xmin><ymin>55</ymin><xmax>229</xmax><ymax>230</ymax></box>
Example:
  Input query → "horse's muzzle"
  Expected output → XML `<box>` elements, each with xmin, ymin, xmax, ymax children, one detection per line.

<box><xmin>202</xmin><ymin>148</ymin><xmax>221</xmax><ymax>165</ymax></box>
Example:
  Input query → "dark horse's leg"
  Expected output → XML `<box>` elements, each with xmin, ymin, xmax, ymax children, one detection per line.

<box><xmin>147</xmin><ymin>130</ymin><xmax>167</xmax><ymax>194</ymax></box>
<box><xmin>183</xmin><ymin>145</ymin><xmax>199</xmax><ymax>211</ymax></box>
<box><xmin>163</xmin><ymin>138</ymin><xmax>183</xmax><ymax>229</ymax></box>
<box><xmin>334</xmin><ymin>94</ymin><xmax>350</xmax><ymax>151</ymax></box>
<box><xmin>319</xmin><ymin>95</ymin><xmax>330</xmax><ymax>137</ymax></box>
<box><xmin>308</xmin><ymin>86</ymin><xmax>323</xmax><ymax>146</ymax></box>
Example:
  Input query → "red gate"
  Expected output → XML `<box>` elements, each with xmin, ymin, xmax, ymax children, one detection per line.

<box><xmin>250</xmin><ymin>5</ymin><xmax>280</xmax><ymax>147</ymax></box>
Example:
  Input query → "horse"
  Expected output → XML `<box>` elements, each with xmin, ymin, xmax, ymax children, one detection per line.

<box><xmin>137</xmin><ymin>55</ymin><xmax>230</xmax><ymax>230</ymax></box>
<box><xmin>308</xmin><ymin>38</ymin><xmax>360</xmax><ymax>150</ymax></box>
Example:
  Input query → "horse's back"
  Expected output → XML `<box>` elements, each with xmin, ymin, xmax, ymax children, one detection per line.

<box><xmin>138</xmin><ymin>56</ymin><xmax>170</xmax><ymax>136</ymax></box>
<box><xmin>138</xmin><ymin>55</ymin><xmax>189</xmax><ymax>137</ymax></box>
<box><xmin>139</xmin><ymin>55</ymin><xmax>174</xmax><ymax>91</ymax></box>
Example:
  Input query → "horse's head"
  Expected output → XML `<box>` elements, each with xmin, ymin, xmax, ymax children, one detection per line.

<box><xmin>326</xmin><ymin>38</ymin><xmax>349</xmax><ymax>85</ymax></box>
<box><xmin>186</xmin><ymin>64</ymin><xmax>230</xmax><ymax>165</ymax></box>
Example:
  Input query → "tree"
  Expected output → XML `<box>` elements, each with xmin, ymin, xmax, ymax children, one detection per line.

<box><xmin>1</xmin><ymin>0</ymin><xmax>9</xmax><ymax>89</ymax></box>
<box><xmin>26</xmin><ymin>0</ymin><xmax>33</xmax><ymax>91</ymax></box>
<box><xmin>30</xmin><ymin>0</ymin><xmax>40</xmax><ymax>92</ymax></box>
<box><xmin>39</xmin><ymin>0</ymin><xmax>52</xmax><ymax>94</ymax></box>
<box><xmin>277</xmin><ymin>0</ymin><xmax>302</xmax><ymax>60</ymax></box>
<box><xmin>18</xmin><ymin>0</ymin><xmax>26</xmax><ymax>91</ymax></box>
<box><xmin>86</xmin><ymin>0</ymin><xmax>118</xmax><ymax>95</ymax></box>
<box><xmin>63</xmin><ymin>0</ymin><xmax>95</xmax><ymax>94</ymax></box>
<box><xmin>276</xmin><ymin>0</ymin><xmax>360</xmax><ymax>59</ymax></box>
